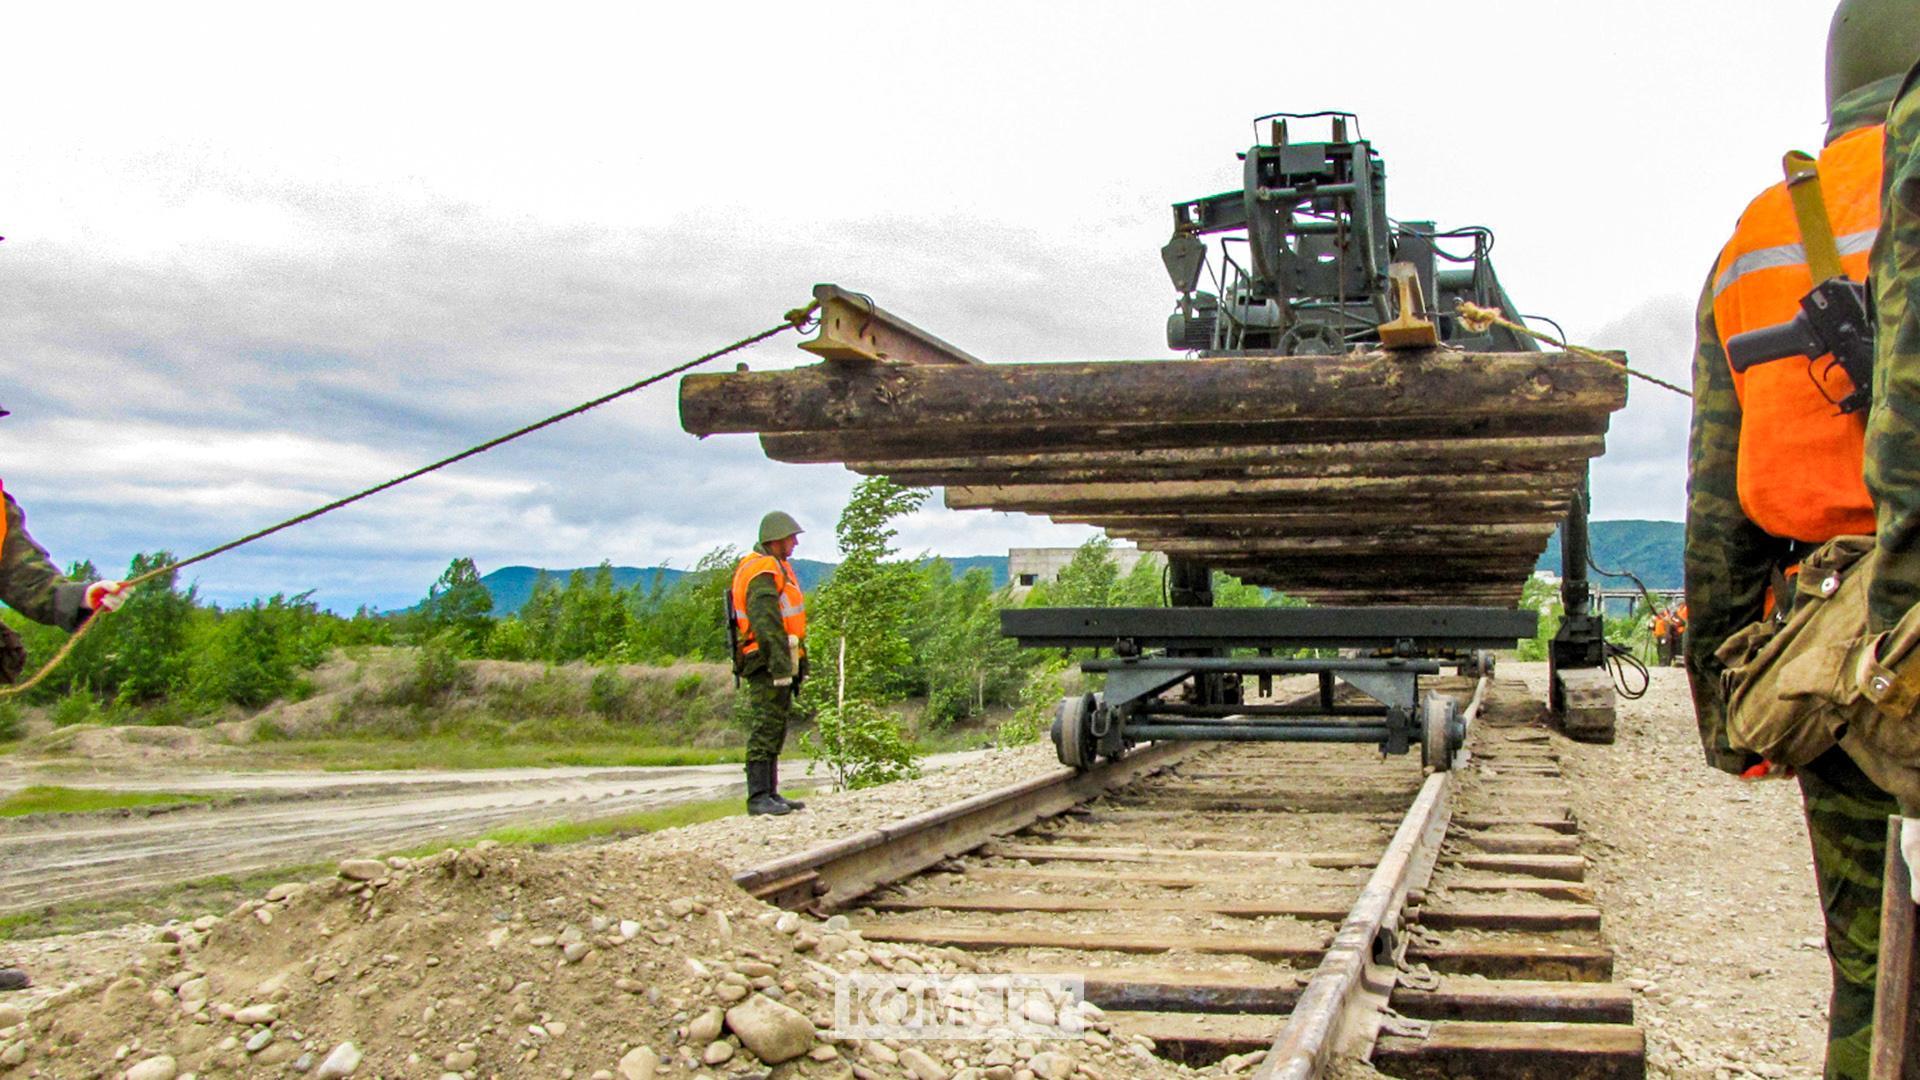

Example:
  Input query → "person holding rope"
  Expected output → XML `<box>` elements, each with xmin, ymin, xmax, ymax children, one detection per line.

<box><xmin>1682</xmin><ymin>5</ymin><xmax>1920</xmax><ymax>1075</ymax></box>
<box><xmin>0</xmin><ymin>456</ymin><xmax>128</xmax><ymax>991</ymax></box>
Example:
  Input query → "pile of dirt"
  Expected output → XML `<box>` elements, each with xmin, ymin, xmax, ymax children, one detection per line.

<box><xmin>0</xmin><ymin>843</ymin><xmax>1189</xmax><ymax>1080</ymax></box>
<box><xmin>228</xmin><ymin>650</ymin><xmax>739</xmax><ymax>747</ymax></box>
<box><xmin>15</xmin><ymin>726</ymin><xmax>236</xmax><ymax>764</ymax></box>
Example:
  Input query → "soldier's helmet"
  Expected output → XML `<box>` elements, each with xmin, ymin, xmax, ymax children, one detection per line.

<box><xmin>1828</xmin><ymin>0</ymin><xmax>1920</xmax><ymax>122</ymax></box>
<box><xmin>758</xmin><ymin>511</ymin><xmax>804</xmax><ymax>544</ymax></box>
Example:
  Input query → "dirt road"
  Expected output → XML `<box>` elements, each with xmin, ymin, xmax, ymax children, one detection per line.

<box><xmin>0</xmin><ymin>754</ymin><xmax>987</xmax><ymax>915</ymax></box>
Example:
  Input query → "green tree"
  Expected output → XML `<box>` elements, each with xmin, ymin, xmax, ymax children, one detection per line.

<box><xmin>805</xmin><ymin>479</ymin><xmax>929</xmax><ymax>704</ymax></box>
<box><xmin>418</xmin><ymin>557</ymin><xmax>494</xmax><ymax>655</ymax></box>
<box><xmin>1517</xmin><ymin>575</ymin><xmax>1563</xmax><ymax>661</ymax></box>
<box><xmin>799</xmin><ymin>477</ymin><xmax>928</xmax><ymax>785</ymax></box>
<box><xmin>627</xmin><ymin>547</ymin><xmax>738</xmax><ymax>663</ymax></box>
<box><xmin>917</xmin><ymin>566</ymin><xmax>1024</xmax><ymax>727</ymax></box>
<box><xmin>1051</xmin><ymin>537</ymin><xmax>1120</xmax><ymax>607</ymax></box>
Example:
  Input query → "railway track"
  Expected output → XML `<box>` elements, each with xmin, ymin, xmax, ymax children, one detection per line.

<box><xmin>737</xmin><ymin>675</ymin><xmax>1644</xmax><ymax>1079</ymax></box>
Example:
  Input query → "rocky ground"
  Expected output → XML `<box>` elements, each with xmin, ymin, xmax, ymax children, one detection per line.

<box><xmin>0</xmin><ymin>664</ymin><xmax>1847</xmax><ymax>1079</ymax></box>
<box><xmin>1534</xmin><ymin>663</ymin><xmax>1832</xmax><ymax>1080</ymax></box>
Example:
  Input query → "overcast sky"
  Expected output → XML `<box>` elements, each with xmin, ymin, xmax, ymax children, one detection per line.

<box><xmin>4</xmin><ymin>2</ymin><xmax>1840</xmax><ymax>610</ymax></box>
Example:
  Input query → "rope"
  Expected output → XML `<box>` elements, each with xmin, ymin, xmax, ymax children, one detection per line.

<box><xmin>0</xmin><ymin>302</ymin><xmax>820</xmax><ymax>699</ymax></box>
<box><xmin>1455</xmin><ymin>301</ymin><xmax>1694</xmax><ymax>400</ymax></box>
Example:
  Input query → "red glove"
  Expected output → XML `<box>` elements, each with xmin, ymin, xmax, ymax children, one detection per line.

<box><xmin>84</xmin><ymin>580</ymin><xmax>130</xmax><ymax>613</ymax></box>
<box><xmin>1741</xmin><ymin>760</ymin><xmax>1792</xmax><ymax>781</ymax></box>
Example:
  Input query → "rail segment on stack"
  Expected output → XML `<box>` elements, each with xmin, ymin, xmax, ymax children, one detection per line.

<box><xmin>678</xmin><ymin>293</ymin><xmax>1628</xmax><ymax>608</ymax></box>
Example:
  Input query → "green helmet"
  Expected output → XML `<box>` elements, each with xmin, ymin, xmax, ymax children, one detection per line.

<box><xmin>1827</xmin><ymin>0</ymin><xmax>1920</xmax><ymax>121</ymax></box>
<box><xmin>758</xmin><ymin>511</ymin><xmax>803</xmax><ymax>544</ymax></box>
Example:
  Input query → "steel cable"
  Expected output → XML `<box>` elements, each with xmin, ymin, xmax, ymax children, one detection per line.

<box><xmin>0</xmin><ymin>302</ymin><xmax>820</xmax><ymax>699</ymax></box>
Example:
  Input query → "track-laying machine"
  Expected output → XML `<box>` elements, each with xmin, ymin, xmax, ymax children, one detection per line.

<box><xmin>679</xmin><ymin>111</ymin><xmax>1630</xmax><ymax>770</ymax></box>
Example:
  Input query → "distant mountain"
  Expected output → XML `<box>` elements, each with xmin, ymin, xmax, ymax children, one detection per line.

<box><xmin>475</xmin><ymin>555</ymin><xmax>1010</xmax><ymax>616</ymax></box>
<box><xmin>1534</xmin><ymin>519</ymin><xmax>1683</xmax><ymax>590</ymax></box>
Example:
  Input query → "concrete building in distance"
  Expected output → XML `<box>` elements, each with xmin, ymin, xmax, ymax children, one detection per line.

<box><xmin>1008</xmin><ymin>546</ymin><xmax>1160</xmax><ymax>592</ymax></box>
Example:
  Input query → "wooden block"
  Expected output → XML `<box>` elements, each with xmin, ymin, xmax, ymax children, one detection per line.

<box><xmin>1456</xmin><ymin>814</ymin><xmax>1578</xmax><ymax>835</ymax></box>
<box><xmin>1414</xmin><ymin>902</ymin><xmax>1602</xmax><ymax>932</ymax></box>
<box><xmin>1407</xmin><ymin>941</ymin><xmax>1615</xmax><ymax>982</ymax></box>
<box><xmin>1554</xmin><ymin>667</ymin><xmax>1618</xmax><ymax>744</ymax></box>
<box><xmin>1447</xmin><ymin>853</ymin><xmax>1587</xmax><ymax>881</ymax></box>
<box><xmin>1070</xmin><ymin>969</ymin><xmax>1632</xmax><ymax>1025</ymax></box>
<box><xmin>1460</xmin><ymin>833</ymin><xmax>1581</xmax><ymax>856</ymax></box>
<box><xmin>1373</xmin><ymin>1020</ymin><xmax>1645</xmax><ymax>1079</ymax></box>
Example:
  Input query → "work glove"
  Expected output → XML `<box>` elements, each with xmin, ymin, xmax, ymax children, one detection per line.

<box><xmin>1903</xmin><ymin>818</ymin><xmax>1920</xmax><ymax>905</ymax></box>
<box><xmin>771</xmin><ymin>675</ymin><xmax>793</xmax><ymax>688</ymax></box>
<box><xmin>84</xmin><ymin>580</ymin><xmax>130</xmax><ymax>613</ymax></box>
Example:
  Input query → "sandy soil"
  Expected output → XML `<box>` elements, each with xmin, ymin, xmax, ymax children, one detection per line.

<box><xmin>0</xmin><ymin>751</ymin><xmax>1005</xmax><ymax>916</ymax></box>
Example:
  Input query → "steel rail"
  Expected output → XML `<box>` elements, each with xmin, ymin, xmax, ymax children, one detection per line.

<box><xmin>1255</xmin><ymin>673</ymin><xmax>1491</xmax><ymax>1080</ymax></box>
<box><xmin>733</xmin><ymin>741</ymin><xmax>1193</xmax><ymax>912</ymax></box>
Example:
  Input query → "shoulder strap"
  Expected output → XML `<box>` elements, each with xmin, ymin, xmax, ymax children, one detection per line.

<box><xmin>1783</xmin><ymin>150</ymin><xmax>1844</xmax><ymax>282</ymax></box>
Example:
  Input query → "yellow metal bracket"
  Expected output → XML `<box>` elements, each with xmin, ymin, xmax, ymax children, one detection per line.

<box><xmin>799</xmin><ymin>283</ymin><xmax>982</xmax><ymax>366</ymax></box>
<box><xmin>1377</xmin><ymin>263</ymin><xmax>1440</xmax><ymax>350</ymax></box>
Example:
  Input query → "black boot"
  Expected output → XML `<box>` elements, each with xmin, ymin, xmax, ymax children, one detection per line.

<box><xmin>0</xmin><ymin>967</ymin><xmax>28</xmax><ymax>992</ymax></box>
<box><xmin>746</xmin><ymin>760</ymin><xmax>790</xmax><ymax>816</ymax></box>
<box><xmin>771</xmin><ymin>761</ymin><xmax>806</xmax><ymax>810</ymax></box>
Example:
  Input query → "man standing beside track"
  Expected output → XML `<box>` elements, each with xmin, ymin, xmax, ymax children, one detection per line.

<box><xmin>0</xmin><ymin>431</ymin><xmax>129</xmax><ymax>992</ymax></box>
<box><xmin>1685</xmin><ymin>3</ymin><xmax>1920</xmax><ymax>1075</ymax></box>
<box><xmin>729</xmin><ymin>512</ymin><xmax>811</xmax><ymax>817</ymax></box>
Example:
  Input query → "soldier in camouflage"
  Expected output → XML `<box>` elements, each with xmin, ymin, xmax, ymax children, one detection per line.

<box><xmin>730</xmin><ymin>512</ymin><xmax>810</xmax><ymax>817</ymax></box>
<box><xmin>1868</xmin><ymin>62</ymin><xmax>1920</xmax><ymax>636</ymax></box>
<box><xmin>1684</xmin><ymin>5</ymin><xmax>1919</xmax><ymax>1075</ymax></box>
<box><xmin>0</xmin><ymin>458</ymin><xmax>129</xmax><ymax>992</ymax></box>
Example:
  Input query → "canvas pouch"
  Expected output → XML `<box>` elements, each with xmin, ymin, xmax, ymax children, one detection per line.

<box><xmin>1718</xmin><ymin>534</ymin><xmax>1920</xmax><ymax>811</ymax></box>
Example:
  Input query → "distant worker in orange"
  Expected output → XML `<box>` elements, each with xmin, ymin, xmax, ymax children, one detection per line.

<box><xmin>727</xmin><ymin>512</ymin><xmax>810</xmax><ymax>816</ymax></box>
<box><xmin>1668</xmin><ymin>603</ymin><xmax>1688</xmax><ymax>667</ymax></box>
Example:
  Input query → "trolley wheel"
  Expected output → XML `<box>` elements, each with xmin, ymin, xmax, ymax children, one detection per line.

<box><xmin>1051</xmin><ymin>693</ymin><xmax>1097</xmax><ymax>770</ymax></box>
<box><xmin>1421</xmin><ymin>692</ymin><xmax>1460</xmax><ymax>771</ymax></box>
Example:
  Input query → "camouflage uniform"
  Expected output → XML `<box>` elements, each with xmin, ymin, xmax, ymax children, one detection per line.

<box><xmin>733</xmin><ymin>542</ymin><xmax>804</xmax><ymax>762</ymax></box>
<box><xmin>2</xmin><ymin>488</ymin><xmax>94</xmax><ymax>633</ymax></box>
<box><xmin>1683</xmin><ymin>77</ymin><xmax>1903</xmax><ymax>1080</ymax></box>
<box><xmin>1868</xmin><ymin>62</ymin><xmax>1920</xmax><ymax>634</ymax></box>
<box><xmin>0</xmin><ymin>486</ymin><xmax>94</xmax><ymax>993</ymax></box>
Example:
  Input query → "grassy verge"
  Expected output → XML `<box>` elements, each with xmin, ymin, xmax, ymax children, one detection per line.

<box><xmin>0</xmin><ymin>785</ymin><xmax>218</xmax><ymax>818</ymax></box>
<box><xmin>0</xmin><ymin>863</ymin><xmax>330</xmax><ymax>940</ymax></box>
<box><xmin>0</xmin><ymin>794</ymin><xmax>757</xmax><ymax>940</ymax></box>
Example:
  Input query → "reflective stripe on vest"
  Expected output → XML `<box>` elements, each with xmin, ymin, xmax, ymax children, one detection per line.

<box><xmin>729</xmin><ymin>553</ymin><xmax>807</xmax><ymax>659</ymax></box>
<box><xmin>1711</xmin><ymin>124</ymin><xmax>1883</xmax><ymax>544</ymax></box>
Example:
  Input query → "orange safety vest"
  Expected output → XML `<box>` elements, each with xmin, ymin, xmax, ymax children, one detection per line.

<box><xmin>729</xmin><ymin>552</ymin><xmax>806</xmax><ymax>660</ymax></box>
<box><xmin>1711</xmin><ymin>124</ymin><xmax>1883</xmax><ymax>544</ymax></box>
<box><xmin>0</xmin><ymin>478</ymin><xmax>9</xmax><ymax>551</ymax></box>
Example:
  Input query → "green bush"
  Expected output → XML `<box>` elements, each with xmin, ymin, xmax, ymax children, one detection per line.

<box><xmin>671</xmin><ymin>671</ymin><xmax>705</xmax><ymax>698</ymax></box>
<box><xmin>0</xmin><ymin>701</ymin><xmax>21</xmax><ymax>741</ymax></box>
<box><xmin>383</xmin><ymin>636</ymin><xmax>469</xmax><ymax>708</ymax></box>
<box><xmin>50</xmin><ymin>692</ymin><xmax>101</xmax><ymax>728</ymax></box>
<box><xmin>801</xmin><ymin>699</ymin><xmax>920</xmax><ymax>790</ymax></box>
<box><xmin>588</xmin><ymin>668</ymin><xmax>629</xmax><ymax>718</ymax></box>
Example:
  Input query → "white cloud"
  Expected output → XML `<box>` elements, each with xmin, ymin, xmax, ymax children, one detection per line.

<box><xmin>2</xmin><ymin>1</ymin><xmax>1838</xmax><ymax>608</ymax></box>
